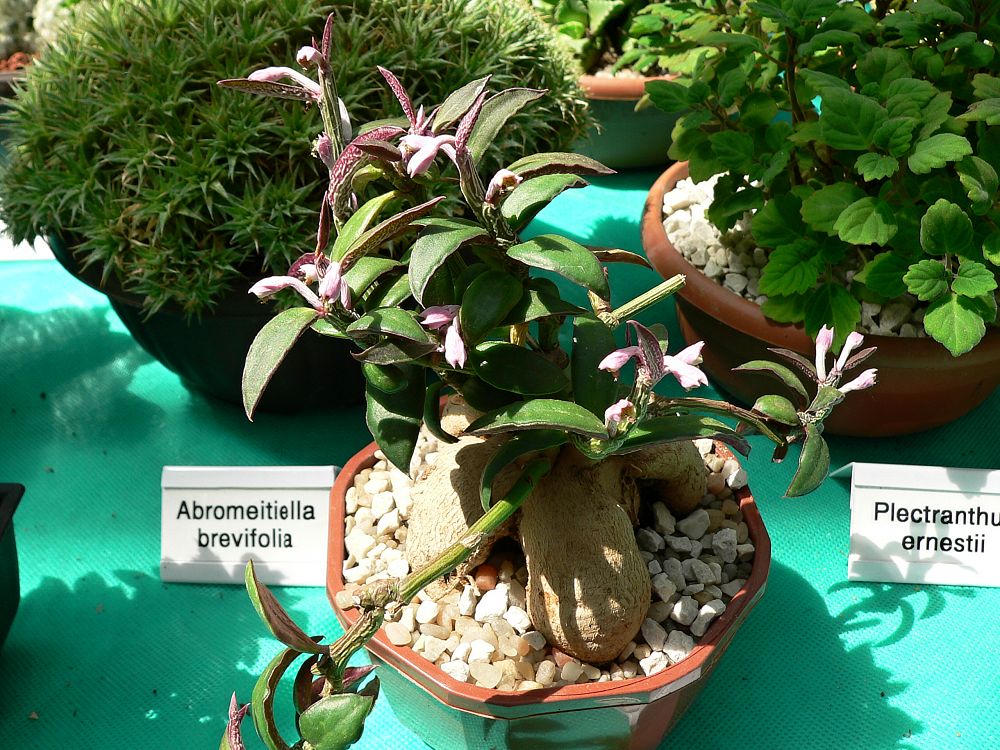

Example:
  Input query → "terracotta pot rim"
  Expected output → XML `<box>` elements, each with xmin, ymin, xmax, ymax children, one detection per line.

<box><xmin>327</xmin><ymin>439</ymin><xmax>771</xmax><ymax>719</ymax></box>
<box><xmin>579</xmin><ymin>72</ymin><xmax>676</xmax><ymax>102</ymax></box>
<box><xmin>641</xmin><ymin>161</ymin><xmax>1000</xmax><ymax>364</ymax></box>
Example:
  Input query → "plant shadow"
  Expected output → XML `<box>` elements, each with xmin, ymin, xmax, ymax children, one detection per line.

<box><xmin>0</xmin><ymin>564</ymin><xmax>332</xmax><ymax>749</ymax></box>
<box><xmin>664</xmin><ymin>561</ymin><xmax>923</xmax><ymax>749</ymax></box>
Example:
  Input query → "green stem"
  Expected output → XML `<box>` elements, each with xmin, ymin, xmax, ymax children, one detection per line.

<box><xmin>600</xmin><ymin>274</ymin><xmax>686</xmax><ymax>328</ymax></box>
<box><xmin>398</xmin><ymin>458</ymin><xmax>551</xmax><ymax>601</ymax></box>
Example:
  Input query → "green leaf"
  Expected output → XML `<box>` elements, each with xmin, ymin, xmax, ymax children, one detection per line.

<box><xmin>468</xmin><ymin>88</ymin><xmax>547</xmax><ymax>163</ymax></box>
<box><xmin>571</xmin><ymin>315</ymin><xmax>618</xmax><ymax>418</ymax></box>
<box><xmin>505</xmin><ymin>152</ymin><xmax>614</xmax><ymax>180</ymax></box>
<box><xmin>919</xmin><ymin>199</ymin><xmax>973</xmax><ymax>255</ymax></box>
<box><xmin>752</xmin><ymin>395</ymin><xmax>799</xmax><ymax>426</ymax></box>
<box><xmin>503</xmin><ymin>281</ymin><xmax>586</xmax><ymax>323</ymax></box>
<box><xmin>465</xmin><ymin>399</ymin><xmax>609</xmax><ymax>439</ymax></box>
<box><xmin>645</xmin><ymin>79</ymin><xmax>692</xmax><ymax>113</ymax></box>
<box><xmin>431</xmin><ymin>76</ymin><xmax>490</xmax><ymax>132</ymax></box>
<box><xmin>904</xmin><ymin>259</ymin><xmax>949</xmax><ymax>301</ymax></box>
<box><xmin>354</xmin><ymin>339</ymin><xmax>437</xmax><ymax>366</ymax></box>
<box><xmin>501</xmin><ymin>174</ymin><xmax>586</xmax><ymax>231</ymax></box>
<box><xmin>907</xmin><ymin>133</ymin><xmax>973</xmax><ymax>175</ymax></box>
<box><xmin>873</xmin><ymin>117</ymin><xmax>918</xmax><ymax>157</ymax></box>
<box><xmin>855</xmin><ymin>153</ymin><xmax>899</xmax><ymax>182</ymax></box>
<box><xmin>708</xmin><ymin>131</ymin><xmax>754</xmax><ymax>173</ymax></box>
<box><xmin>459</xmin><ymin>270</ymin><xmax>524</xmax><ymax>344</ymax></box>
<box><xmin>243</xmin><ymin>308</ymin><xmax>320</xmax><ymax>420</ymax></box>
<box><xmin>329</xmin><ymin>192</ymin><xmax>398</xmax><ymax>261</ymax></box>
<box><xmin>244</xmin><ymin>561</ymin><xmax>325</xmax><ymax>654</ymax></box>
<box><xmin>860</xmin><ymin>252</ymin><xmax>910</xmax><ymax>299</ymax></box>
<box><xmin>251</xmin><ymin>647</ymin><xmax>300</xmax><ymax>750</ymax></box>
<box><xmin>365</xmin><ymin>365</ymin><xmax>424</xmax><ymax>471</ymax></box>
<box><xmin>952</xmin><ymin>259</ymin><xmax>998</xmax><ymax>298</ymax></box>
<box><xmin>758</xmin><ymin>241</ymin><xmax>823</xmax><ymax>296</ymax></box>
<box><xmin>752</xmin><ymin>195</ymin><xmax>806</xmax><ymax>248</ymax></box>
<box><xmin>856</xmin><ymin>48</ymin><xmax>913</xmax><ymax>92</ymax></box>
<box><xmin>740</xmin><ymin>92</ymin><xmax>780</xmax><ymax>128</ymax></box>
<box><xmin>507</xmin><ymin>235</ymin><xmax>610</xmax><ymax>298</ymax></box>
<box><xmin>797</xmin><ymin>29</ymin><xmax>860</xmax><ymax>56</ymax></box>
<box><xmin>617</xmin><ymin>416</ymin><xmax>750</xmax><ymax>457</ymax></box>
<box><xmin>471</xmin><ymin>342</ymin><xmax>569</xmax><ymax>396</ymax></box>
<box><xmin>340</xmin><ymin>197</ymin><xmax>445</xmax><ymax>268</ymax></box>
<box><xmin>479</xmin><ymin>430</ymin><xmax>567</xmax><ymax>510</ymax></box>
<box><xmin>924</xmin><ymin>293</ymin><xmax>987</xmax><ymax>356</ymax></box>
<box><xmin>761</xmin><ymin>294</ymin><xmax>808</xmax><ymax>324</ymax></box>
<box><xmin>959</xmin><ymin>98</ymin><xmax>1000</xmax><ymax>125</ymax></box>
<box><xmin>344</xmin><ymin>257</ymin><xmax>401</xmax><ymax>298</ymax></box>
<box><xmin>972</xmin><ymin>74</ymin><xmax>1000</xmax><ymax>99</ymax></box>
<box><xmin>733</xmin><ymin>360</ymin><xmax>809</xmax><ymax>403</ymax></box>
<box><xmin>800</xmin><ymin>183</ymin><xmax>866</xmax><ymax>234</ymax></box>
<box><xmin>985</xmin><ymin>231</ymin><xmax>1000</xmax><ymax>265</ymax></box>
<box><xmin>819</xmin><ymin>88</ymin><xmax>888</xmax><ymax>150</ymax></box>
<box><xmin>956</xmin><ymin>156</ymin><xmax>998</xmax><ymax>214</ymax></box>
<box><xmin>803</xmin><ymin>284</ymin><xmax>861</xmax><ymax>345</ymax></box>
<box><xmin>408</xmin><ymin>219</ymin><xmax>490</xmax><ymax>305</ymax></box>
<box><xmin>362</xmin><ymin>362</ymin><xmax>409</xmax><ymax>394</ymax></box>
<box><xmin>834</xmin><ymin>197</ymin><xmax>897</xmax><ymax>246</ymax></box>
<box><xmin>785</xmin><ymin>423</ymin><xmax>830</xmax><ymax>498</ymax></box>
<box><xmin>347</xmin><ymin>307</ymin><xmax>431</xmax><ymax>343</ymax></box>
<box><xmin>422</xmin><ymin>380</ymin><xmax>457</xmax><ymax>445</ymax></box>
<box><xmin>299</xmin><ymin>693</ymin><xmax>377</xmax><ymax>750</ymax></box>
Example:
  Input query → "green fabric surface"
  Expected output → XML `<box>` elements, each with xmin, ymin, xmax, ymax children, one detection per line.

<box><xmin>2</xmin><ymin>171</ymin><xmax>999</xmax><ymax>750</ymax></box>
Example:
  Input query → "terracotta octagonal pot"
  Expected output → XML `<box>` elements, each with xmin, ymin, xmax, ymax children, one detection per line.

<box><xmin>641</xmin><ymin>161</ymin><xmax>1000</xmax><ymax>437</ymax></box>
<box><xmin>574</xmin><ymin>75</ymin><xmax>680</xmax><ymax>171</ymax></box>
<box><xmin>326</xmin><ymin>441</ymin><xmax>771</xmax><ymax>750</ymax></box>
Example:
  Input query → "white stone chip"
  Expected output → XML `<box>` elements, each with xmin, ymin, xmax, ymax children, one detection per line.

<box><xmin>458</xmin><ymin>584</ymin><xmax>478</xmax><ymax>617</ymax></box>
<box><xmin>690</xmin><ymin>599</ymin><xmax>727</xmax><ymax>637</ymax></box>
<box><xmin>712</xmin><ymin>527</ymin><xmax>739</xmax><ymax>564</ymax></box>
<box><xmin>651</xmin><ymin>502</ymin><xmax>676</xmax><ymax>536</ymax></box>
<box><xmin>468</xmin><ymin>640</ymin><xmax>496</xmax><ymax>664</ymax></box>
<box><xmin>636</xmin><ymin>528</ymin><xmax>665</xmax><ymax>553</ymax></box>
<box><xmin>474</xmin><ymin>583</ymin><xmax>509</xmax><ymax>622</ymax></box>
<box><xmin>415</xmin><ymin>600</ymin><xmax>441</xmax><ymax>625</ymax></box>
<box><xmin>640</xmin><ymin>618</ymin><xmax>668</xmax><ymax>651</ymax></box>
<box><xmin>664</xmin><ymin>630</ymin><xmax>695</xmax><ymax>663</ymax></box>
<box><xmin>639</xmin><ymin>651</ymin><xmax>670</xmax><ymax>677</ymax></box>
<box><xmin>441</xmin><ymin>660</ymin><xmax>471</xmax><ymax>683</ymax></box>
<box><xmin>651</xmin><ymin>572</ymin><xmax>677</xmax><ymax>603</ymax></box>
<box><xmin>504</xmin><ymin>606</ymin><xmax>532</xmax><ymax>634</ymax></box>
<box><xmin>676</xmin><ymin>509</ymin><xmax>710</xmax><ymax>539</ymax></box>
<box><xmin>671</xmin><ymin>596</ymin><xmax>699</xmax><ymax>626</ymax></box>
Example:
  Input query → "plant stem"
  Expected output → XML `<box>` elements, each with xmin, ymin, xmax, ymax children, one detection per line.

<box><xmin>600</xmin><ymin>274</ymin><xmax>686</xmax><ymax>328</ymax></box>
<box><xmin>398</xmin><ymin>458</ymin><xmax>551</xmax><ymax>601</ymax></box>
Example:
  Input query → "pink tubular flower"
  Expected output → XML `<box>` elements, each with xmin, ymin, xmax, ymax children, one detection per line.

<box><xmin>399</xmin><ymin>134</ymin><xmax>458</xmax><ymax>177</ymax></box>
<box><xmin>598</xmin><ymin>346</ymin><xmax>641</xmax><ymax>378</ymax></box>
<box><xmin>296</xmin><ymin>46</ymin><xmax>322</xmax><ymax>68</ymax></box>
<box><xmin>814</xmin><ymin>325</ymin><xmax>834</xmax><ymax>382</ymax></box>
<box><xmin>484</xmin><ymin>169</ymin><xmax>523</xmax><ymax>206</ymax></box>
<box><xmin>318</xmin><ymin>259</ymin><xmax>351</xmax><ymax>310</ymax></box>
<box><xmin>834</xmin><ymin>331</ymin><xmax>866</xmax><ymax>376</ymax></box>
<box><xmin>248</xmin><ymin>67</ymin><xmax>322</xmax><ymax>99</ymax></box>
<box><xmin>604</xmin><ymin>398</ymin><xmax>635</xmax><ymax>437</ymax></box>
<box><xmin>249</xmin><ymin>276</ymin><xmax>323</xmax><ymax>313</ymax></box>
<box><xmin>663</xmin><ymin>341</ymin><xmax>708</xmax><ymax>390</ymax></box>
<box><xmin>839</xmin><ymin>368</ymin><xmax>878</xmax><ymax>394</ymax></box>
<box><xmin>419</xmin><ymin>305</ymin><xmax>466</xmax><ymax>369</ymax></box>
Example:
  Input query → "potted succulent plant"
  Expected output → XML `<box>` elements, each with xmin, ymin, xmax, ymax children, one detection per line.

<box><xmin>218</xmin><ymin>15</ymin><xmax>876</xmax><ymax>750</ymax></box>
<box><xmin>643</xmin><ymin>0</ymin><xmax>1000</xmax><ymax>435</ymax></box>
<box><xmin>0</xmin><ymin>0</ymin><xmax>587</xmax><ymax>411</ymax></box>
<box><xmin>0</xmin><ymin>483</ymin><xmax>24</xmax><ymax>651</ymax></box>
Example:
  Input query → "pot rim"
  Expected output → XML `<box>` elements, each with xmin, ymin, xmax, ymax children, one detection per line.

<box><xmin>640</xmin><ymin>161</ymin><xmax>1000</xmax><ymax>366</ymax></box>
<box><xmin>579</xmin><ymin>73</ymin><xmax>675</xmax><ymax>102</ymax></box>
<box><xmin>327</xmin><ymin>439</ymin><xmax>771</xmax><ymax>720</ymax></box>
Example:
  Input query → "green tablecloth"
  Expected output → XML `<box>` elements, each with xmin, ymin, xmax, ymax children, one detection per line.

<box><xmin>2</xmin><ymin>171</ymin><xmax>999</xmax><ymax>750</ymax></box>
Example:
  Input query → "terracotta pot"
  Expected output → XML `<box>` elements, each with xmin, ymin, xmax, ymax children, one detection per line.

<box><xmin>641</xmin><ymin>161</ymin><xmax>1000</xmax><ymax>437</ymax></box>
<box><xmin>574</xmin><ymin>74</ymin><xmax>680</xmax><ymax>170</ymax></box>
<box><xmin>48</xmin><ymin>235</ymin><xmax>364</xmax><ymax>413</ymax></box>
<box><xmin>0</xmin><ymin>483</ymin><xmax>24</xmax><ymax>651</ymax></box>
<box><xmin>327</xmin><ymin>441</ymin><xmax>771</xmax><ymax>750</ymax></box>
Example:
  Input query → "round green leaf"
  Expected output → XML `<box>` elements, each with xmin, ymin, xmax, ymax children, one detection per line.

<box><xmin>472</xmin><ymin>343</ymin><xmax>569</xmax><ymax>396</ymax></box>
<box><xmin>834</xmin><ymin>197</ymin><xmax>897</xmax><ymax>246</ymax></box>
<box><xmin>919</xmin><ymin>199</ymin><xmax>973</xmax><ymax>256</ymax></box>
<box><xmin>752</xmin><ymin>395</ymin><xmax>799</xmax><ymax>426</ymax></box>
<box><xmin>907</xmin><ymin>133</ymin><xmax>973</xmax><ymax>175</ymax></box>
<box><xmin>800</xmin><ymin>183</ymin><xmax>866</xmax><ymax>234</ymax></box>
<box><xmin>903</xmin><ymin>259</ymin><xmax>949</xmax><ymax>301</ymax></box>
<box><xmin>924</xmin><ymin>292</ymin><xmax>987</xmax><ymax>356</ymax></box>
<box><xmin>298</xmin><ymin>693</ymin><xmax>376</xmax><ymax>750</ymax></box>
<box><xmin>952</xmin><ymin>259</ymin><xmax>997</xmax><ymax>298</ymax></box>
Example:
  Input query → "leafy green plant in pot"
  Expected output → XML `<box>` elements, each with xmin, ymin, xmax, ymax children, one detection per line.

<box><xmin>644</xmin><ymin>0</ymin><xmax>1000</xmax><ymax>434</ymax></box>
<box><xmin>529</xmin><ymin>0</ymin><xmax>686</xmax><ymax>168</ymax></box>
<box><xmin>217</xmin><ymin>15</ymin><xmax>877</xmax><ymax>749</ymax></box>
<box><xmin>0</xmin><ymin>0</ymin><xmax>587</xmax><ymax>411</ymax></box>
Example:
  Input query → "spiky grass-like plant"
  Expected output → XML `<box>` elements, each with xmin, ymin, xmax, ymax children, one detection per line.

<box><xmin>0</xmin><ymin>0</ymin><xmax>588</xmax><ymax>316</ymax></box>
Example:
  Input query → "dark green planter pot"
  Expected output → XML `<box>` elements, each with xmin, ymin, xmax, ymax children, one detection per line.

<box><xmin>0</xmin><ymin>483</ymin><xmax>24</xmax><ymax>651</ymax></box>
<box><xmin>49</xmin><ymin>236</ymin><xmax>365</xmax><ymax>413</ymax></box>
<box><xmin>573</xmin><ymin>74</ymin><xmax>680</xmax><ymax>170</ymax></box>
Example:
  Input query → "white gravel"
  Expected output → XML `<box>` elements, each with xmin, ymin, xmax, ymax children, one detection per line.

<box><xmin>339</xmin><ymin>432</ymin><xmax>756</xmax><ymax>691</ymax></box>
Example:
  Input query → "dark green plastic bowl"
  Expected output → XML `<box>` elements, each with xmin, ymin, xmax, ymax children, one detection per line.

<box><xmin>0</xmin><ymin>483</ymin><xmax>24</xmax><ymax>650</ymax></box>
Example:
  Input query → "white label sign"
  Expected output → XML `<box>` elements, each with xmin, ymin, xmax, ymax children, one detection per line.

<box><xmin>161</xmin><ymin>466</ymin><xmax>335</xmax><ymax>586</ymax></box>
<box><xmin>841</xmin><ymin>462</ymin><xmax>1000</xmax><ymax>586</ymax></box>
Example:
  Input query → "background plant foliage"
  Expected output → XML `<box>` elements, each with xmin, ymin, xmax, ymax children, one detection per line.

<box><xmin>531</xmin><ymin>0</ymin><xmax>649</xmax><ymax>73</ymax></box>
<box><xmin>0</xmin><ymin>0</ymin><xmax>587</xmax><ymax>316</ymax></box>
<box><xmin>651</xmin><ymin>0</ymin><xmax>1000</xmax><ymax>355</ymax></box>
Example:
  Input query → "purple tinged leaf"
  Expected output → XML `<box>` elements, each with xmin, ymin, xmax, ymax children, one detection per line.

<box><xmin>339</xmin><ymin>197</ymin><xmax>446</xmax><ymax>270</ymax></box>
<box><xmin>243</xmin><ymin>307</ymin><xmax>323</xmax><ymax>419</ymax></box>
<box><xmin>354</xmin><ymin>140</ymin><xmax>403</xmax><ymax>162</ymax></box>
<box><xmin>343</xmin><ymin>665</ymin><xmax>377</xmax><ymax>691</ymax></box>
<box><xmin>221</xmin><ymin>693</ymin><xmax>249</xmax><ymax>750</ymax></box>
<box><xmin>506</xmin><ymin>151</ymin><xmax>615</xmax><ymax>180</ymax></box>
<box><xmin>293</xmin><ymin>655</ymin><xmax>321</xmax><ymax>715</ymax></box>
<box><xmin>455</xmin><ymin>90</ymin><xmax>488</xmax><ymax>150</ymax></box>
<box><xmin>321</xmin><ymin>13</ymin><xmax>334</xmax><ymax>59</ymax></box>
<box><xmin>842</xmin><ymin>346</ymin><xmax>877</xmax><ymax>372</ymax></box>
<box><xmin>629</xmin><ymin>320</ymin><xmax>667</xmax><ymax>385</ymax></box>
<box><xmin>244</xmin><ymin>561</ymin><xmax>326</xmax><ymax>653</ymax></box>
<box><xmin>431</xmin><ymin>76</ymin><xmax>492</xmax><ymax>133</ymax></box>
<box><xmin>378</xmin><ymin>66</ymin><xmax>417</xmax><ymax>127</ymax></box>
<box><xmin>590</xmin><ymin>248</ymin><xmax>651</xmax><ymax>268</ymax></box>
<box><xmin>329</xmin><ymin>126</ymin><xmax>406</xmax><ymax>216</ymax></box>
<box><xmin>315</xmin><ymin>198</ymin><xmax>331</xmax><ymax>255</ymax></box>
<box><xmin>767</xmin><ymin>347</ymin><xmax>818</xmax><ymax>381</ymax></box>
<box><xmin>217</xmin><ymin>78</ymin><xmax>316</xmax><ymax>102</ymax></box>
